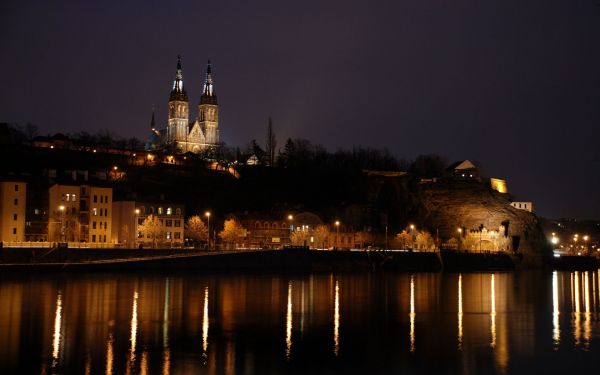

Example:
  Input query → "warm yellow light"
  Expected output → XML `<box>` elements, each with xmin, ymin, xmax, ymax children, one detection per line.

<box><xmin>457</xmin><ymin>228</ymin><xmax>462</xmax><ymax>233</ymax></box>
<box><xmin>113</xmin><ymin>166</ymin><xmax>118</xmax><ymax>170</ymax></box>
<box><xmin>205</xmin><ymin>211</ymin><xmax>211</xmax><ymax>218</ymax></box>
<box><xmin>410</xmin><ymin>224</ymin><xmax>415</xmax><ymax>230</ymax></box>
<box><xmin>288</xmin><ymin>215</ymin><xmax>293</xmax><ymax>221</ymax></box>
<box><xmin>551</xmin><ymin>237</ymin><xmax>559</xmax><ymax>245</ymax></box>
<box><xmin>583</xmin><ymin>235</ymin><xmax>589</xmax><ymax>241</ymax></box>
<box><xmin>135</xmin><ymin>209</ymin><xmax>140</xmax><ymax>215</ymax></box>
<box><xmin>335</xmin><ymin>220</ymin><xmax>340</xmax><ymax>227</ymax></box>
<box><xmin>59</xmin><ymin>205</ymin><xmax>65</xmax><ymax>211</ymax></box>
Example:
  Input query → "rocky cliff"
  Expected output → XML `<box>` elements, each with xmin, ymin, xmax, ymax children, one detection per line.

<box><xmin>418</xmin><ymin>180</ymin><xmax>551</xmax><ymax>267</ymax></box>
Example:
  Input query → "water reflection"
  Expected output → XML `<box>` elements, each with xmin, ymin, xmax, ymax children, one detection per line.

<box><xmin>51</xmin><ymin>290</ymin><xmax>63</xmax><ymax>368</ymax></box>
<box><xmin>552</xmin><ymin>271</ymin><xmax>560</xmax><ymax>348</ymax></box>
<box><xmin>490</xmin><ymin>273</ymin><xmax>496</xmax><ymax>348</ymax></box>
<box><xmin>333</xmin><ymin>279</ymin><xmax>340</xmax><ymax>356</ymax></box>
<box><xmin>458</xmin><ymin>274</ymin><xmax>463</xmax><ymax>350</ymax></box>
<box><xmin>409</xmin><ymin>275</ymin><xmax>415</xmax><ymax>353</ymax></box>
<box><xmin>286</xmin><ymin>281</ymin><xmax>292</xmax><ymax>360</ymax></box>
<box><xmin>1</xmin><ymin>271</ymin><xmax>599</xmax><ymax>374</ymax></box>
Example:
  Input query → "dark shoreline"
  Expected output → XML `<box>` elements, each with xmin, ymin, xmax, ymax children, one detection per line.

<box><xmin>1</xmin><ymin>247</ymin><xmax>596</xmax><ymax>272</ymax></box>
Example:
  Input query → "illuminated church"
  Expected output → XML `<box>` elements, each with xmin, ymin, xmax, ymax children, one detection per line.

<box><xmin>148</xmin><ymin>56</ymin><xmax>219</xmax><ymax>153</ymax></box>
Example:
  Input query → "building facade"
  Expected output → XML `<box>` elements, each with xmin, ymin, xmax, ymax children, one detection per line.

<box><xmin>150</xmin><ymin>56</ymin><xmax>219</xmax><ymax>154</ymax></box>
<box><xmin>113</xmin><ymin>201</ymin><xmax>185</xmax><ymax>247</ymax></box>
<box><xmin>0</xmin><ymin>181</ymin><xmax>27</xmax><ymax>242</ymax></box>
<box><xmin>511</xmin><ymin>202</ymin><xmax>534</xmax><ymax>213</ymax></box>
<box><xmin>48</xmin><ymin>184</ymin><xmax>113</xmax><ymax>243</ymax></box>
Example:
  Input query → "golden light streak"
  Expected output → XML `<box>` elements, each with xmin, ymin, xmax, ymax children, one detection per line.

<box><xmin>140</xmin><ymin>351</ymin><xmax>149</xmax><ymax>375</ymax></box>
<box><xmin>130</xmin><ymin>291</ymin><xmax>139</xmax><ymax>363</ymax></box>
<box><xmin>490</xmin><ymin>274</ymin><xmax>496</xmax><ymax>348</ymax></box>
<box><xmin>409</xmin><ymin>275</ymin><xmax>415</xmax><ymax>353</ymax></box>
<box><xmin>106</xmin><ymin>332</ymin><xmax>114</xmax><ymax>375</ymax></box>
<box><xmin>552</xmin><ymin>271</ymin><xmax>560</xmax><ymax>348</ymax></box>
<box><xmin>163</xmin><ymin>279</ymin><xmax>170</xmax><ymax>375</ymax></box>
<box><xmin>574</xmin><ymin>272</ymin><xmax>581</xmax><ymax>346</ymax></box>
<box><xmin>458</xmin><ymin>274</ymin><xmax>463</xmax><ymax>350</ymax></box>
<box><xmin>286</xmin><ymin>281</ymin><xmax>293</xmax><ymax>360</ymax></box>
<box><xmin>51</xmin><ymin>291</ymin><xmax>63</xmax><ymax>367</ymax></box>
<box><xmin>333</xmin><ymin>279</ymin><xmax>340</xmax><ymax>356</ymax></box>
<box><xmin>163</xmin><ymin>349</ymin><xmax>170</xmax><ymax>375</ymax></box>
<box><xmin>583</xmin><ymin>271</ymin><xmax>591</xmax><ymax>348</ymax></box>
<box><xmin>202</xmin><ymin>286</ymin><xmax>209</xmax><ymax>355</ymax></box>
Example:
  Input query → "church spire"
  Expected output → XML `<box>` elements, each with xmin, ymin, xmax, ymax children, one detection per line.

<box><xmin>200</xmin><ymin>59</ymin><xmax>218</xmax><ymax>105</ymax></box>
<box><xmin>170</xmin><ymin>55</ymin><xmax>188</xmax><ymax>101</ymax></box>
<box><xmin>150</xmin><ymin>105</ymin><xmax>156</xmax><ymax>130</ymax></box>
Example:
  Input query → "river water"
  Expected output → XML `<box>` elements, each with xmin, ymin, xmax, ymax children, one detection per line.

<box><xmin>0</xmin><ymin>270</ymin><xmax>599</xmax><ymax>374</ymax></box>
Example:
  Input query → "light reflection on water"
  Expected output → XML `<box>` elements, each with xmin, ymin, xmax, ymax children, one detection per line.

<box><xmin>0</xmin><ymin>270</ymin><xmax>599</xmax><ymax>374</ymax></box>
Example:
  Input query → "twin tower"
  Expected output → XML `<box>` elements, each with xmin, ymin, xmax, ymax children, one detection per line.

<box><xmin>161</xmin><ymin>55</ymin><xmax>220</xmax><ymax>153</ymax></box>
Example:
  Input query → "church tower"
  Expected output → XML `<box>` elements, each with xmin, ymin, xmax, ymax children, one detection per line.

<box><xmin>198</xmin><ymin>60</ymin><xmax>219</xmax><ymax>146</ymax></box>
<box><xmin>167</xmin><ymin>55</ymin><xmax>189</xmax><ymax>147</ymax></box>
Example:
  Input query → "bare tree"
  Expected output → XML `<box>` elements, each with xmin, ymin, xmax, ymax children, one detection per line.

<box><xmin>313</xmin><ymin>225</ymin><xmax>330</xmax><ymax>249</ymax></box>
<box><xmin>265</xmin><ymin>117</ymin><xmax>277</xmax><ymax>166</ymax></box>
<box><xmin>291</xmin><ymin>230</ymin><xmax>310</xmax><ymax>246</ymax></box>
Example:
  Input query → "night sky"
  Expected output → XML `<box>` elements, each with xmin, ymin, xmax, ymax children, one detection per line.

<box><xmin>1</xmin><ymin>0</ymin><xmax>599</xmax><ymax>219</ymax></box>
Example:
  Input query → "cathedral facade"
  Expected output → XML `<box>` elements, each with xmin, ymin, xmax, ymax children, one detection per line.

<box><xmin>149</xmin><ymin>56</ymin><xmax>220</xmax><ymax>154</ymax></box>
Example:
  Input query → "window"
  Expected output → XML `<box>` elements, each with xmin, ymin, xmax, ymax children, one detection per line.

<box><xmin>174</xmin><ymin>220</ymin><xmax>181</xmax><ymax>227</ymax></box>
<box><xmin>175</xmin><ymin>208</ymin><xmax>181</xmax><ymax>215</ymax></box>
<box><xmin>158</xmin><ymin>207</ymin><xmax>164</xmax><ymax>215</ymax></box>
<box><xmin>174</xmin><ymin>232</ymin><xmax>181</xmax><ymax>239</ymax></box>
<box><xmin>93</xmin><ymin>208</ymin><xmax>98</xmax><ymax>216</ymax></box>
<box><xmin>14</xmin><ymin>198</ymin><xmax>18</xmax><ymax>205</ymax></box>
<box><xmin>138</xmin><ymin>218</ymin><xmax>144</xmax><ymax>225</ymax></box>
<box><xmin>13</xmin><ymin>228</ymin><xmax>17</xmax><ymax>235</ymax></box>
<box><xmin>93</xmin><ymin>222</ymin><xmax>97</xmax><ymax>229</ymax></box>
<box><xmin>66</xmin><ymin>194</ymin><xmax>70</xmax><ymax>202</ymax></box>
<box><xmin>13</xmin><ymin>214</ymin><xmax>17</xmax><ymax>220</ymax></box>
<box><xmin>93</xmin><ymin>195</ymin><xmax>97</xmax><ymax>203</ymax></box>
<box><xmin>150</xmin><ymin>207</ymin><xmax>154</xmax><ymax>214</ymax></box>
<box><xmin>140</xmin><ymin>206</ymin><xmax>145</xmax><ymax>214</ymax></box>
<box><xmin>104</xmin><ymin>208</ymin><xmax>108</xmax><ymax>216</ymax></box>
<box><xmin>92</xmin><ymin>234</ymin><xmax>96</xmax><ymax>242</ymax></box>
<box><xmin>103</xmin><ymin>235</ymin><xmax>106</xmax><ymax>242</ymax></box>
<box><xmin>105</xmin><ymin>195</ymin><xmax>109</xmax><ymax>203</ymax></box>
<box><xmin>100</xmin><ymin>196</ymin><xmax>103</xmax><ymax>203</ymax></box>
<box><xmin>100</xmin><ymin>209</ymin><xmax>103</xmax><ymax>217</ymax></box>
<box><xmin>34</xmin><ymin>209</ymin><xmax>40</xmax><ymax>215</ymax></box>
<box><xmin>104</xmin><ymin>222</ymin><xmax>107</xmax><ymax>230</ymax></box>
<box><xmin>166</xmin><ymin>220</ymin><xmax>172</xmax><ymax>227</ymax></box>
<box><xmin>71</xmin><ymin>207</ymin><xmax>76</xmax><ymax>215</ymax></box>
<box><xmin>167</xmin><ymin>207</ymin><xmax>172</xmax><ymax>215</ymax></box>
<box><xmin>72</xmin><ymin>194</ymin><xmax>77</xmax><ymax>201</ymax></box>
<box><xmin>14</xmin><ymin>184</ymin><xmax>18</xmax><ymax>192</ymax></box>
<box><xmin>82</xmin><ymin>187</ymin><xmax>86</xmax><ymax>195</ymax></box>
<box><xmin>166</xmin><ymin>231</ymin><xmax>171</xmax><ymax>240</ymax></box>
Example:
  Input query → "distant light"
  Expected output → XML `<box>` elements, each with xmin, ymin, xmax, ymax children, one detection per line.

<box><xmin>93</xmin><ymin>149</ymin><xmax>97</xmax><ymax>153</ymax></box>
<box><xmin>551</xmin><ymin>237</ymin><xmax>559</xmax><ymax>245</ymax></box>
<box><xmin>133</xmin><ymin>153</ymin><xmax>136</xmax><ymax>157</ymax></box>
<box><xmin>553</xmin><ymin>254</ymin><xmax>561</xmax><ymax>258</ymax></box>
<box><xmin>288</xmin><ymin>215</ymin><xmax>293</xmax><ymax>221</ymax></box>
<box><xmin>113</xmin><ymin>166</ymin><xmax>118</xmax><ymax>171</ymax></box>
<box><xmin>50</xmin><ymin>145</ymin><xmax>54</xmax><ymax>149</ymax></box>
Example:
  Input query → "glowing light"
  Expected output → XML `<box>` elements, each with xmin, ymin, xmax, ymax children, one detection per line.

<box><xmin>551</xmin><ymin>237</ymin><xmax>559</xmax><ymax>245</ymax></box>
<box><xmin>140</xmin><ymin>351</ymin><xmax>149</xmax><ymax>375</ymax></box>
<box><xmin>574</xmin><ymin>272</ymin><xmax>581</xmax><ymax>346</ymax></box>
<box><xmin>286</xmin><ymin>281</ymin><xmax>293</xmax><ymax>360</ymax></box>
<box><xmin>333</xmin><ymin>280</ymin><xmax>340</xmax><ymax>356</ymax></box>
<box><xmin>202</xmin><ymin>286</ymin><xmax>209</xmax><ymax>355</ymax></box>
<box><xmin>52</xmin><ymin>291</ymin><xmax>63</xmax><ymax>367</ymax></box>
<box><xmin>106</xmin><ymin>332</ymin><xmax>114</xmax><ymax>375</ymax></box>
<box><xmin>130</xmin><ymin>291</ymin><xmax>139</xmax><ymax>363</ymax></box>
<box><xmin>458</xmin><ymin>274</ymin><xmax>463</xmax><ymax>350</ymax></box>
<box><xmin>552</xmin><ymin>271</ymin><xmax>560</xmax><ymax>348</ymax></box>
<box><xmin>113</xmin><ymin>166</ymin><xmax>118</xmax><ymax>171</ymax></box>
<box><xmin>410</xmin><ymin>275</ymin><xmax>415</xmax><ymax>353</ymax></box>
<box><xmin>490</xmin><ymin>274</ymin><xmax>496</xmax><ymax>348</ymax></box>
<box><xmin>59</xmin><ymin>205</ymin><xmax>65</xmax><ymax>211</ymax></box>
<box><xmin>584</xmin><ymin>271</ymin><xmax>591</xmax><ymax>348</ymax></box>
<box><xmin>288</xmin><ymin>215</ymin><xmax>293</xmax><ymax>221</ymax></box>
<box><xmin>205</xmin><ymin>211</ymin><xmax>211</xmax><ymax>218</ymax></box>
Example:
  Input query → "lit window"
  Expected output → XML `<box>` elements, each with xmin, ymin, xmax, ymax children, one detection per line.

<box><xmin>166</xmin><ymin>231</ymin><xmax>171</xmax><ymax>240</ymax></box>
<box><xmin>66</xmin><ymin>194</ymin><xmax>70</xmax><ymax>202</ymax></box>
<box><xmin>167</xmin><ymin>207</ymin><xmax>172</xmax><ymax>215</ymax></box>
<box><xmin>158</xmin><ymin>207</ymin><xmax>164</xmax><ymax>215</ymax></box>
<box><xmin>93</xmin><ymin>208</ymin><xmax>98</xmax><ymax>216</ymax></box>
<box><xmin>72</xmin><ymin>194</ymin><xmax>76</xmax><ymax>201</ymax></box>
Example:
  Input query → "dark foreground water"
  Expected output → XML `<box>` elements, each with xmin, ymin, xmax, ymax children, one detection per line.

<box><xmin>1</xmin><ymin>270</ymin><xmax>599</xmax><ymax>375</ymax></box>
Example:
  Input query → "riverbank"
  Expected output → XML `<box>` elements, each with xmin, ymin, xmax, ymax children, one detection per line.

<box><xmin>0</xmin><ymin>247</ymin><xmax>596</xmax><ymax>272</ymax></box>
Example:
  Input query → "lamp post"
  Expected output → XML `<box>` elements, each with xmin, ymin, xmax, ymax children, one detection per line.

<box><xmin>409</xmin><ymin>224</ymin><xmax>415</xmax><ymax>250</ymax></box>
<box><xmin>288</xmin><ymin>215</ymin><xmax>294</xmax><ymax>244</ymax></box>
<box><xmin>583</xmin><ymin>235</ymin><xmax>589</xmax><ymax>255</ymax></box>
<box><xmin>457</xmin><ymin>228</ymin><xmax>462</xmax><ymax>251</ymax></box>
<box><xmin>205</xmin><ymin>212</ymin><xmax>211</xmax><ymax>250</ymax></box>
<box><xmin>335</xmin><ymin>221</ymin><xmax>340</xmax><ymax>249</ymax></box>
<box><xmin>58</xmin><ymin>205</ymin><xmax>65</xmax><ymax>242</ymax></box>
<box><xmin>134</xmin><ymin>208</ymin><xmax>140</xmax><ymax>248</ymax></box>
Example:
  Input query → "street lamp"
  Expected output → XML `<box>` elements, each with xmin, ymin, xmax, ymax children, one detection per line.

<box><xmin>335</xmin><ymin>221</ymin><xmax>340</xmax><ymax>249</ymax></box>
<box><xmin>58</xmin><ymin>205</ymin><xmax>65</xmax><ymax>242</ymax></box>
<box><xmin>457</xmin><ymin>228</ymin><xmax>462</xmax><ymax>251</ymax></box>
<box><xmin>287</xmin><ymin>215</ymin><xmax>294</xmax><ymax>244</ymax></box>
<box><xmin>205</xmin><ymin>212</ymin><xmax>211</xmax><ymax>250</ymax></box>
<box><xmin>134</xmin><ymin>208</ymin><xmax>140</xmax><ymax>248</ymax></box>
